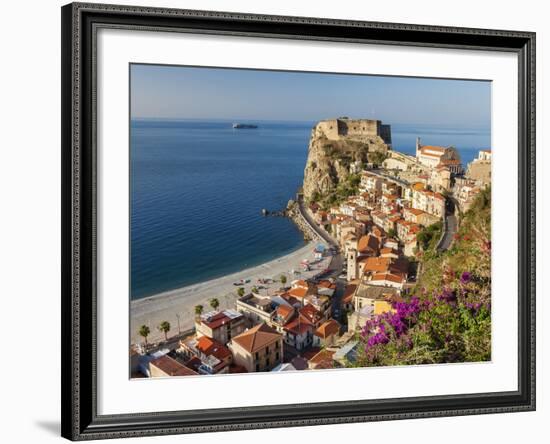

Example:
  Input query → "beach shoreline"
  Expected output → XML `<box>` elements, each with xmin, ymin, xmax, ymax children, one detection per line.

<box><xmin>130</xmin><ymin>240</ymin><xmax>332</xmax><ymax>344</ymax></box>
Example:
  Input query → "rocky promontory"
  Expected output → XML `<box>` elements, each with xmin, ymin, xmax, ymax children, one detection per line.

<box><xmin>302</xmin><ymin>118</ymin><xmax>392</xmax><ymax>203</ymax></box>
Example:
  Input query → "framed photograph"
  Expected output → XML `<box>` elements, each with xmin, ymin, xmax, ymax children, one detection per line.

<box><xmin>61</xmin><ymin>2</ymin><xmax>536</xmax><ymax>440</ymax></box>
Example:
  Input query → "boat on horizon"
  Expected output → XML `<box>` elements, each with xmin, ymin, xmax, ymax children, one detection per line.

<box><xmin>232</xmin><ymin>123</ymin><xmax>258</xmax><ymax>129</ymax></box>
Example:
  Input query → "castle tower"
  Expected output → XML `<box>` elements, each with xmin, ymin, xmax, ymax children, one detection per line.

<box><xmin>416</xmin><ymin>137</ymin><xmax>421</xmax><ymax>158</ymax></box>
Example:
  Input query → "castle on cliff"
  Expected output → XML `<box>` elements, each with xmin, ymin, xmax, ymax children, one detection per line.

<box><xmin>315</xmin><ymin>118</ymin><xmax>392</xmax><ymax>146</ymax></box>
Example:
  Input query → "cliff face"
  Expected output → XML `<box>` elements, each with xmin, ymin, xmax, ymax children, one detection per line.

<box><xmin>302</xmin><ymin>120</ymin><xmax>391</xmax><ymax>202</ymax></box>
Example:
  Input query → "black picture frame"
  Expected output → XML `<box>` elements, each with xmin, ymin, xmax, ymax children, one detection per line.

<box><xmin>61</xmin><ymin>2</ymin><xmax>536</xmax><ymax>440</ymax></box>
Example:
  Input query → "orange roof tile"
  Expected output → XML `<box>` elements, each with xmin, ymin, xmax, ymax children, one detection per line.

<box><xmin>299</xmin><ymin>304</ymin><xmax>322</xmax><ymax>325</ymax></box>
<box><xmin>315</xmin><ymin>320</ymin><xmax>340</xmax><ymax>339</ymax></box>
<box><xmin>308</xmin><ymin>349</ymin><xmax>335</xmax><ymax>366</ymax></box>
<box><xmin>196</xmin><ymin>336</ymin><xmax>232</xmax><ymax>360</ymax></box>
<box><xmin>231</xmin><ymin>323</ymin><xmax>282</xmax><ymax>353</ymax></box>
<box><xmin>289</xmin><ymin>287</ymin><xmax>308</xmax><ymax>299</ymax></box>
<box><xmin>317</xmin><ymin>280</ymin><xmax>336</xmax><ymax>290</ymax></box>
<box><xmin>371</xmin><ymin>272</ymin><xmax>405</xmax><ymax>284</ymax></box>
<box><xmin>284</xmin><ymin>317</ymin><xmax>311</xmax><ymax>335</ymax></box>
<box><xmin>150</xmin><ymin>355</ymin><xmax>198</xmax><ymax>377</ymax></box>
<box><xmin>357</xmin><ymin>234</ymin><xmax>379</xmax><ymax>253</ymax></box>
<box><xmin>361</xmin><ymin>257</ymin><xmax>392</xmax><ymax>273</ymax></box>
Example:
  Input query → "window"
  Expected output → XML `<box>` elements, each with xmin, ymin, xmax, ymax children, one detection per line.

<box><xmin>255</xmin><ymin>352</ymin><xmax>259</xmax><ymax>360</ymax></box>
<box><xmin>255</xmin><ymin>364</ymin><xmax>260</xmax><ymax>372</ymax></box>
<box><xmin>265</xmin><ymin>347</ymin><xmax>269</xmax><ymax>354</ymax></box>
<box><xmin>275</xmin><ymin>341</ymin><xmax>280</xmax><ymax>349</ymax></box>
<box><xmin>276</xmin><ymin>352</ymin><xmax>280</xmax><ymax>360</ymax></box>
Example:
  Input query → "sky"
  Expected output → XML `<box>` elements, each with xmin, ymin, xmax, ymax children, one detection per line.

<box><xmin>130</xmin><ymin>64</ymin><xmax>491</xmax><ymax>127</ymax></box>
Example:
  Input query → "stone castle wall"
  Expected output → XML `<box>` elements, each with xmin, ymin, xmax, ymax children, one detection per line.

<box><xmin>316</xmin><ymin>118</ymin><xmax>391</xmax><ymax>144</ymax></box>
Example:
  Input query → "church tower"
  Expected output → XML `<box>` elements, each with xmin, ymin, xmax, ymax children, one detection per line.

<box><xmin>415</xmin><ymin>137</ymin><xmax>421</xmax><ymax>158</ymax></box>
<box><xmin>347</xmin><ymin>248</ymin><xmax>358</xmax><ymax>281</ymax></box>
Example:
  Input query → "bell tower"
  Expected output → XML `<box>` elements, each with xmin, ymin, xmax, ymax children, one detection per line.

<box><xmin>415</xmin><ymin>137</ymin><xmax>421</xmax><ymax>158</ymax></box>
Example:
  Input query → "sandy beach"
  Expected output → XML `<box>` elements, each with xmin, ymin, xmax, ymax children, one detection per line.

<box><xmin>130</xmin><ymin>241</ymin><xmax>333</xmax><ymax>344</ymax></box>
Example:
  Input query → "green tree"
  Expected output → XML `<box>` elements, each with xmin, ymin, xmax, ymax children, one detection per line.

<box><xmin>139</xmin><ymin>325</ymin><xmax>150</xmax><ymax>347</ymax></box>
<box><xmin>251</xmin><ymin>286</ymin><xmax>258</xmax><ymax>293</ymax></box>
<box><xmin>194</xmin><ymin>304</ymin><xmax>204</xmax><ymax>318</ymax></box>
<box><xmin>209</xmin><ymin>298</ymin><xmax>220</xmax><ymax>311</ymax></box>
<box><xmin>369</xmin><ymin>151</ymin><xmax>387</xmax><ymax>165</ymax></box>
<box><xmin>387</xmin><ymin>228</ymin><xmax>397</xmax><ymax>239</ymax></box>
<box><xmin>158</xmin><ymin>321</ymin><xmax>171</xmax><ymax>341</ymax></box>
<box><xmin>280</xmin><ymin>275</ymin><xmax>287</xmax><ymax>285</ymax></box>
<box><xmin>237</xmin><ymin>287</ymin><xmax>245</xmax><ymax>297</ymax></box>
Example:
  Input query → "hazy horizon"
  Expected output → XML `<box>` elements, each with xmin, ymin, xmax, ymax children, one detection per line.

<box><xmin>131</xmin><ymin>64</ymin><xmax>491</xmax><ymax>127</ymax></box>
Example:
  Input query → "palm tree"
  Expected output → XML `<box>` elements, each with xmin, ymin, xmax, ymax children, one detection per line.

<box><xmin>209</xmin><ymin>298</ymin><xmax>220</xmax><ymax>311</ymax></box>
<box><xmin>139</xmin><ymin>325</ymin><xmax>150</xmax><ymax>348</ymax></box>
<box><xmin>194</xmin><ymin>304</ymin><xmax>204</xmax><ymax>319</ymax></box>
<box><xmin>237</xmin><ymin>287</ymin><xmax>245</xmax><ymax>297</ymax></box>
<box><xmin>158</xmin><ymin>321</ymin><xmax>171</xmax><ymax>341</ymax></box>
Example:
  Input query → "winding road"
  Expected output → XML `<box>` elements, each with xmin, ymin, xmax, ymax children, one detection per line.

<box><xmin>437</xmin><ymin>197</ymin><xmax>459</xmax><ymax>252</ymax></box>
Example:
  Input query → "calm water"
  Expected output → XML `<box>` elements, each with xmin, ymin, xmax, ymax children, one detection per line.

<box><xmin>130</xmin><ymin>119</ymin><xmax>490</xmax><ymax>299</ymax></box>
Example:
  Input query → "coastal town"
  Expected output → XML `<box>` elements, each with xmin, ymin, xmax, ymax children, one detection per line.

<box><xmin>131</xmin><ymin>118</ymin><xmax>491</xmax><ymax>378</ymax></box>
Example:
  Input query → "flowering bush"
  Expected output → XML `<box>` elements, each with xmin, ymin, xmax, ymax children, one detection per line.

<box><xmin>355</xmin><ymin>187</ymin><xmax>492</xmax><ymax>367</ymax></box>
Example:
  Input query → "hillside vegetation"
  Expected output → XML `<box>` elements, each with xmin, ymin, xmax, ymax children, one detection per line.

<box><xmin>352</xmin><ymin>186</ymin><xmax>491</xmax><ymax>367</ymax></box>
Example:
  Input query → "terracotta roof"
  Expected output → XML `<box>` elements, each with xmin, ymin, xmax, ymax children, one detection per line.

<box><xmin>313</xmin><ymin>360</ymin><xmax>335</xmax><ymax>370</ymax></box>
<box><xmin>150</xmin><ymin>355</ymin><xmax>198</xmax><ymax>377</ymax></box>
<box><xmin>371</xmin><ymin>272</ymin><xmax>405</xmax><ymax>284</ymax></box>
<box><xmin>361</xmin><ymin>257</ymin><xmax>392</xmax><ymax>273</ymax></box>
<box><xmin>276</xmin><ymin>304</ymin><xmax>294</xmax><ymax>317</ymax></box>
<box><xmin>301</xmin><ymin>347</ymin><xmax>322</xmax><ymax>361</ymax></box>
<box><xmin>342</xmin><ymin>284</ymin><xmax>357</xmax><ymax>304</ymax></box>
<box><xmin>284</xmin><ymin>317</ymin><xmax>311</xmax><ymax>335</ymax></box>
<box><xmin>231</xmin><ymin>323</ymin><xmax>282</xmax><ymax>353</ymax></box>
<box><xmin>196</xmin><ymin>336</ymin><xmax>232</xmax><ymax>360</ymax></box>
<box><xmin>275</xmin><ymin>304</ymin><xmax>295</xmax><ymax>323</ymax></box>
<box><xmin>317</xmin><ymin>280</ymin><xmax>336</xmax><ymax>289</ymax></box>
<box><xmin>315</xmin><ymin>320</ymin><xmax>340</xmax><ymax>339</ymax></box>
<box><xmin>201</xmin><ymin>311</ymin><xmax>241</xmax><ymax>329</ymax></box>
<box><xmin>481</xmin><ymin>149</ymin><xmax>491</xmax><ymax>153</ymax></box>
<box><xmin>308</xmin><ymin>349</ymin><xmax>335</xmax><ymax>366</ymax></box>
<box><xmin>412</xmin><ymin>182</ymin><xmax>425</xmax><ymax>191</ymax></box>
<box><xmin>293</xmin><ymin>279</ymin><xmax>308</xmax><ymax>288</ymax></box>
<box><xmin>357</xmin><ymin>234</ymin><xmax>379</xmax><ymax>253</ymax></box>
<box><xmin>299</xmin><ymin>304</ymin><xmax>322</xmax><ymax>325</ymax></box>
<box><xmin>288</xmin><ymin>287</ymin><xmax>308</xmax><ymax>299</ymax></box>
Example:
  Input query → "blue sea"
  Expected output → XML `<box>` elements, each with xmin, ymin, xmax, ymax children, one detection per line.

<box><xmin>130</xmin><ymin>119</ymin><xmax>490</xmax><ymax>299</ymax></box>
